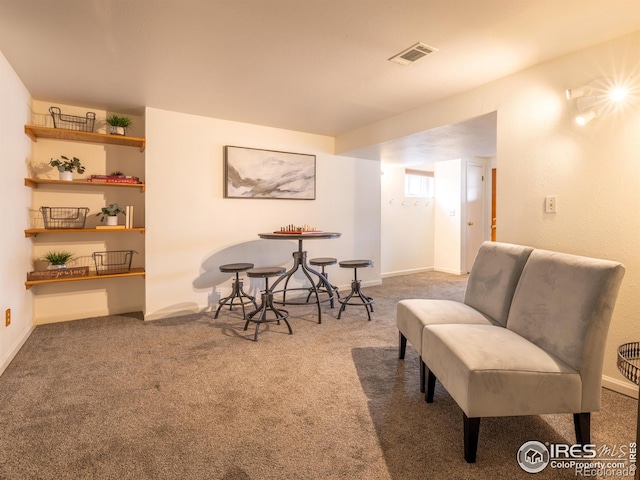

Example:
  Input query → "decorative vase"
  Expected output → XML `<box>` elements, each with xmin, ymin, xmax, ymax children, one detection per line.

<box><xmin>109</xmin><ymin>126</ymin><xmax>125</xmax><ymax>136</ymax></box>
<box><xmin>106</xmin><ymin>216</ymin><xmax>118</xmax><ymax>226</ymax></box>
<box><xmin>59</xmin><ymin>170</ymin><xmax>73</xmax><ymax>181</ymax></box>
<box><xmin>49</xmin><ymin>264</ymin><xmax>66</xmax><ymax>269</ymax></box>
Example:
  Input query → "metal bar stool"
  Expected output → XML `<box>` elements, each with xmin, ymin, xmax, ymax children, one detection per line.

<box><xmin>337</xmin><ymin>260</ymin><xmax>374</xmax><ymax>321</ymax></box>
<box><xmin>244</xmin><ymin>267</ymin><xmax>292</xmax><ymax>341</ymax></box>
<box><xmin>214</xmin><ymin>263</ymin><xmax>258</xmax><ymax>319</ymax></box>
<box><xmin>305</xmin><ymin>257</ymin><xmax>339</xmax><ymax>308</ymax></box>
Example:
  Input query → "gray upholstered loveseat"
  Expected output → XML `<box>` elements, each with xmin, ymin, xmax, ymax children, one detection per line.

<box><xmin>397</xmin><ymin>241</ymin><xmax>625</xmax><ymax>463</ymax></box>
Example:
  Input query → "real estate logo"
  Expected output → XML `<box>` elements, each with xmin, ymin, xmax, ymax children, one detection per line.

<box><xmin>517</xmin><ymin>440</ymin><xmax>637</xmax><ymax>476</ymax></box>
<box><xmin>517</xmin><ymin>441</ymin><xmax>550</xmax><ymax>473</ymax></box>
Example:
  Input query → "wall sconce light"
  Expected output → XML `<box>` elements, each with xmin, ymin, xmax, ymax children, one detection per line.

<box><xmin>575</xmin><ymin>109</ymin><xmax>597</xmax><ymax>126</ymax></box>
<box><xmin>566</xmin><ymin>77</ymin><xmax>634</xmax><ymax>126</ymax></box>
<box><xmin>566</xmin><ymin>83</ymin><xmax>599</xmax><ymax>126</ymax></box>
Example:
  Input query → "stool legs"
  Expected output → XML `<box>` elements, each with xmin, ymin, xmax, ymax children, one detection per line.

<box><xmin>214</xmin><ymin>272</ymin><xmax>258</xmax><ymax>319</ymax></box>
<box><xmin>337</xmin><ymin>268</ymin><xmax>374</xmax><ymax>321</ymax></box>
<box><xmin>244</xmin><ymin>277</ymin><xmax>292</xmax><ymax>341</ymax></box>
<box><xmin>305</xmin><ymin>266</ymin><xmax>339</xmax><ymax>308</ymax></box>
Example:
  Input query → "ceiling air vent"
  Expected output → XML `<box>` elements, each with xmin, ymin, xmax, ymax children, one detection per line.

<box><xmin>388</xmin><ymin>42</ymin><xmax>437</xmax><ymax>66</ymax></box>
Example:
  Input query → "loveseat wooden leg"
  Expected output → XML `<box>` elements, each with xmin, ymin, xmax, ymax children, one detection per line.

<box><xmin>420</xmin><ymin>358</ymin><xmax>426</xmax><ymax>393</ymax></box>
<box><xmin>399</xmin><ymin>332</ymin><xmax>407</xmax><ymax>359</ymax></box>
<box><xmin>425</xmin><ymin>367</ymin><xmax>436</xmax><ymax>403</ymax></box>
<box><xmin>463</xmin><ymin>414</ymin><xmax>481</xmax><ymax>463</ymax></box>
<box><xmin>574</xmin><ymin>412</ymin><xmax>591</xmax><ymax>445</ymax></box>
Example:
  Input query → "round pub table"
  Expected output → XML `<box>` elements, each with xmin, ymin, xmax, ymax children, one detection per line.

<box><xmin>258</xmin><ymin>232</ymin><xmax>341</xmax><ymax>324</ymax></box>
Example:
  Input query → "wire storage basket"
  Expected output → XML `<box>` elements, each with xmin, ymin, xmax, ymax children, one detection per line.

<box><xmin>617</xmin><ymin>342</ymin><xmax>640</xmax><ymax>386</ymax></box>
<box><xmin>92</xmin><ymin>250</ymin><xmax>137</xmax><ymax>275</ymax></box>
<box><xmin>49</xmin><ymin>106</ymin><xmax>96</xmax><ymax>132</ymax></box>
<box><xmin>40</xmin><ymin>206</ymin><xmax>89</xmax><ymax>229</ymax></box>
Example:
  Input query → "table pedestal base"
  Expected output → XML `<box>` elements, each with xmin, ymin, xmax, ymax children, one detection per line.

<box><xmin>271</xmin><ymin>246</ymin><xmax>337</xmax><ymax>324</ymax></box>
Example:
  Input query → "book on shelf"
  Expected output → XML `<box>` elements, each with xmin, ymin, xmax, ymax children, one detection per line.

<box><xmin>125</xmin><ymin>205</ymin><xmax>134</xmax><ymax>229</ymax></box>
<box><xmin>86</xmin><ymin>175</ymin><xmax>141</xmax><ymax>184</ymax></box>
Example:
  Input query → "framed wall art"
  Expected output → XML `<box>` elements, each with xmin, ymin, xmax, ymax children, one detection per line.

<box><xmin>224</xmin><ymin>146</ymin><xmax>316</xmax><ymax>200</ymax></box>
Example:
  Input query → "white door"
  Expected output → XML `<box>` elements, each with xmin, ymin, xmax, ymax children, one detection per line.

<box><xmin>465</xmin><ymin>164</ymin><xmax>485</xmax><ymax>272</ymax></box>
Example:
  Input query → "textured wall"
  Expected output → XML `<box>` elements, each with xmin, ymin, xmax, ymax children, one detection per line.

<box><xmin>144</xmin><ymin>107</ymin><xmax>382</xmax><ymax>320</ymax></box>
<box><xmin>0</xmin><ymin>50</ymin><xmax>33</xmax><ymax>373</ymax></box>
<box><xmin>336</xmin><ymin>31</ymin><xmax>640</xmax><ymax>395</ymax></box>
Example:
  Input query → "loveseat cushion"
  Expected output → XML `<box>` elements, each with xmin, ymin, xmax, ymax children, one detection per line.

<box><xmin>423</xmin><ymin>324</ymin><xmax>582</xmax><ymax>417</ymax></box>
<box><xmin>463</xmin><ymin>241</ymin><xmax>534</xmax><ymax>327</ymax></box>
<box><xmin>397</xmin><ymin>299</ymin><xmax>496</xmax><ymax>354</ymax></box>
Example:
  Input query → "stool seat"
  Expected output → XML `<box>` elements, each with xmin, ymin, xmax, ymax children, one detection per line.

<box><xmin>247</xmin><ymin>266</ymin><xmax>286</xmax><ymax>278</ymax></box>
<box><xmin>310</xmin><ymin>257</ymin><xmax>337</xmax><ymax>266</ymax></box>
<box><xmin>306</xmin><ymin>257</ymin><xmax>339</xmax><ymax>309</ymax></box>
<box><xmin>337</xmin><ymin>259</ymin><xmax>374</xmax><ymax>321</ymax></box>
<box><xmin>339</xmin><ymin>260</ymin><xmax>373</xmax><ymax>269</ymax></box>
<box><xmin>219</xmin><ymin>262</ymin><xmax>254</xmax><ymax>273</ymax></box>
<box><xmin>244</xmin><ymin>267</ymin><xmax>291</xmax><ymax>341</ymax></box>
<box><xmin>214</xmin><ymin>262</ymin><xmax>258</xmax><ymax>320</ymax></box>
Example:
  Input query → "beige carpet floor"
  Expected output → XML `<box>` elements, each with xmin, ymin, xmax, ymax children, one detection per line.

<box><xmin>0</xmin><ymin>271</ymin><xmax>636</xmax><ymax>479</ymax></box>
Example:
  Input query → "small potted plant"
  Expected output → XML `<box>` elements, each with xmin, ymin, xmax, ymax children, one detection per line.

<box><xmin>49</xmin><ymin>155</ymin><xmax>85</xmax><ymax>181</ymax></box>
<box><xmin>106</xmin><ymin>114</ymin><xmax>132</xmax><ymax>136</ymax></box>
<box><xmin>45</xmin><ymin>250</ymin><xmax>74</xmax><ymax>269</ymax></box>
<box><xmin>96</xmin><ymin>203</ymin><xmax>125</xmax><ymax>226</ymax></box>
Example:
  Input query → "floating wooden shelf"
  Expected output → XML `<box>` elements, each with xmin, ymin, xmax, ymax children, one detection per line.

<box><xmin>25</xmin><ymin>268</ymin><xmax>145</xmax><ymax>289</ymax></box>
<box><xmin>24</xmin><ymin>125</ymin><xmax>146</xmax><ymax>152</ymax></box>
<box><xmin>25</xmin><ymin>227</ymin><xmax>145</xmax><ymax>238</ymax></box>
<box><xmin>25</xmin><ymin>178</ymin><xmax>145</xmax><ymax>192</ymax></box>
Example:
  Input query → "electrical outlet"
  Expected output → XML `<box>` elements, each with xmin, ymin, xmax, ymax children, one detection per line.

<box><xmin>5</xmin><ymin>308</ymin><xmax>10</xmax><ymax>327</ymax></box>
<box><xmin>545</xmin><ymin>196</ymin><xmax>557</xmax><ymax>213</ymax></box>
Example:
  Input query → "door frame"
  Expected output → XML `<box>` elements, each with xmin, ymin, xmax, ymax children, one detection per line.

<box><xmin>463</xmin><ymin>160</ymin><xmax>489</xmax><ymax>273</ymax></box>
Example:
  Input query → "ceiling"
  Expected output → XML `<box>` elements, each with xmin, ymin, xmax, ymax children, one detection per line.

<box><xmin>0</xmin><ymin>1</ymin><xmax>638</xmax><ymax>163</ymax></box>
<box><xmin>348</xmin><ymin>111</ymin><xmax>498</xmax><ymax>167</ymax></box>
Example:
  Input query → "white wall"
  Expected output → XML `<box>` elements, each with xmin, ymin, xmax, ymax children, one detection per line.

<box><xmin>0</xmin><ymin>50</ymin><xmax>34</xmax><ymax>374</ymax></box>
<box><xmin>380</xmin><ymin>164</ymin><xmax>434</xmax><ymax>276</ymax></box>
<box><xmin>144</xmin><ymin>107</ymin><xmax>381</xmax><ymax>320</ymax></box>
<box><xmin>337</xmin><ymin>30</ymin><xmax>640</xmax><ymax>396</ymax></box>
<box><xmin>434</xmin><ymin>159</ymin><xmax>463</xmax><ymax>274</ymax></box>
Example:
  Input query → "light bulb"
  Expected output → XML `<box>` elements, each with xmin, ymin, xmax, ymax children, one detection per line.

<box><xmin>575</xmin><ymin>110</ymin><xmax>597</xmax><ymax>126</ymax></box>
<box><xmin>609</xmin><ymin>86</ymin><xmax>628</xmax><ymax>102</ymax></box>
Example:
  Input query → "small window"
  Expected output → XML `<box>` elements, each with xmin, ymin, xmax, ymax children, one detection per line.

<box><xmin>404</xmin><ymin>169</ymin><xmax>434</xmax><ymax>197</ymax></box>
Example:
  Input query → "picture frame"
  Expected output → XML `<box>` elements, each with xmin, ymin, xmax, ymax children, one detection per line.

<box><xmin>224</xmin><ymin>146</ymin><xmax>316</xmax><ymax>200</ymax></box>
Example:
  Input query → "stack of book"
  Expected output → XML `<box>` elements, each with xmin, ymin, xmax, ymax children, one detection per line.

<box><xmin>86</xmin><ymin>175</ymin><xmax>141</xmax><ymax>184</ymax></box>
<box><xmin>125</xmin><ymin>205</ymin><xmax>134</xmax><ymax>229</ymax></box>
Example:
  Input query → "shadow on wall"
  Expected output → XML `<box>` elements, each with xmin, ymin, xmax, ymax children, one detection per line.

<box><xmin>193</xmin><ymin>239</ymin><xmax>298</xmax><ymax>311</ymax></box>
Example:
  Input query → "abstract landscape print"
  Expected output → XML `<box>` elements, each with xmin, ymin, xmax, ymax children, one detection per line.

<box><xmin>224</xmin><ymin>146</ymin><xmax>316</xmax><ymax>199</ymax></box>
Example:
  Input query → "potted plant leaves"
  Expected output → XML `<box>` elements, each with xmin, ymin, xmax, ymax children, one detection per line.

<box><xmin>106</xmin><ymin>114</ymin><xmax>132</xmax><ymax>136</ymax></box>
<box><xmin>49</xmin><ymin>155</ymin><xmax>85</xmax><ymax>181</ymax></box>
<box><xmin>96</xmin><ymin>203</ymin><xmax>125</xmax><ymax>226</ymax></box>
<box><xmin>45</xmin><ymin>250</ymin><xmax>74</xmax><ymax>269</ymax></box>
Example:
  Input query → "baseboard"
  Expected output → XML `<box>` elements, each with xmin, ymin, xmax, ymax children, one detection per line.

<box><xmin>381</xmin><ymin>267</ymin><xmax>434</xmax><ymax>279</ymax></box>
<box><xmin>144</xmin><ymin>305</ymin><xmax>204</xmax><ymax>321</ymax></box>
<box><xmin>602</xmin><ymin>375</ymin><xmax>638</xmax><ymax>399</ymax></box>
<box><xmin>36</xmin><ymin>305</ymin><xmax>144</xmax><ymax>325</ymax></box>
<box><xmin>0</xmin><ymin>324</ymin><xmax>36</xmax><ymax>377</ymax></box>
<box><xmin>434</xmin><ymin>267</ymin><xmax>465</xmax><ymax>275</ymax></box>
